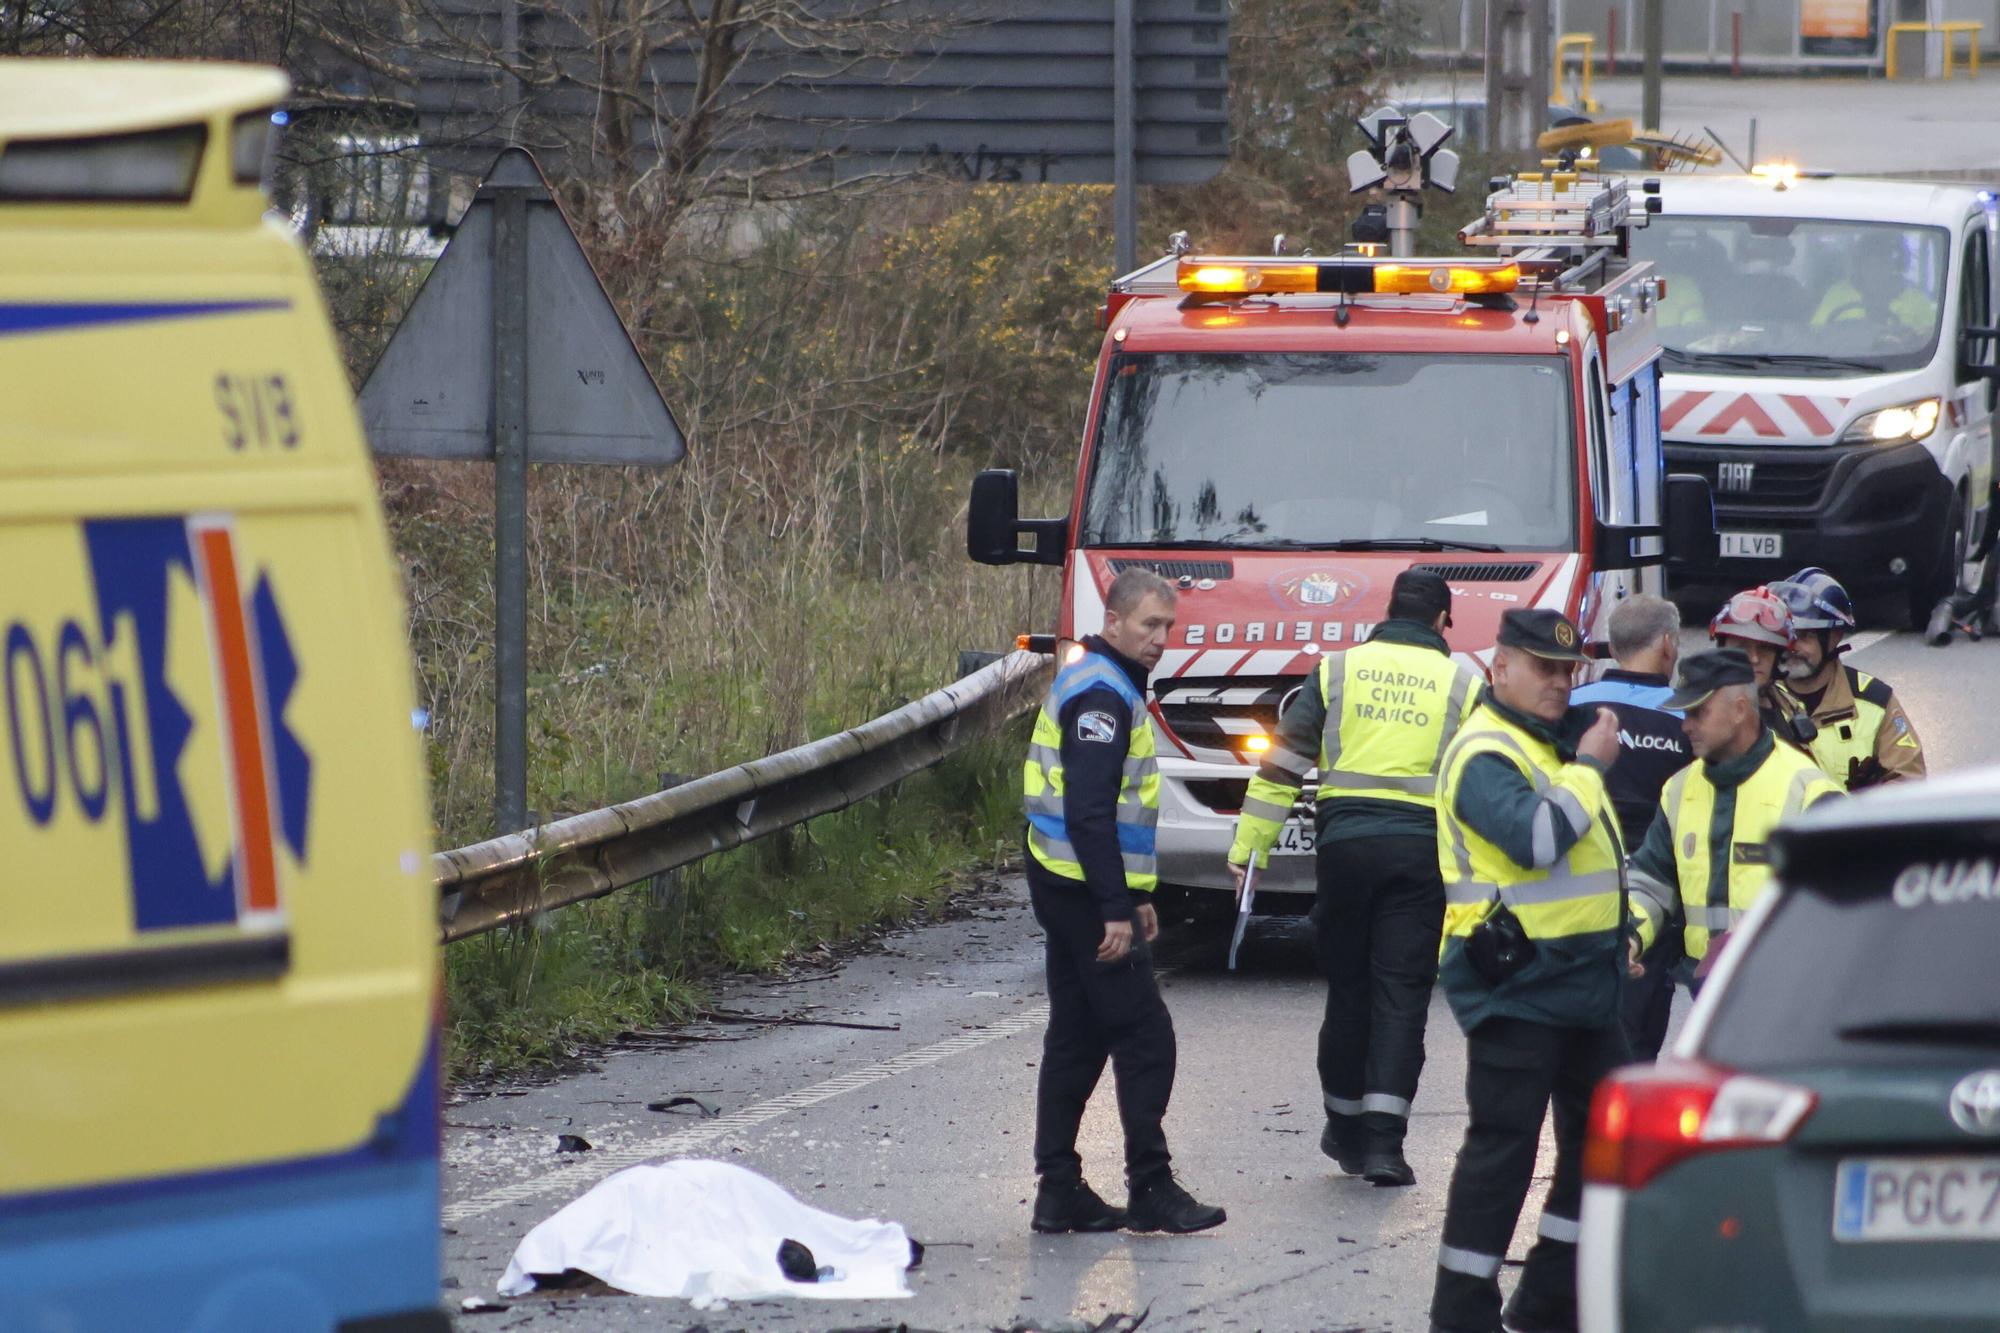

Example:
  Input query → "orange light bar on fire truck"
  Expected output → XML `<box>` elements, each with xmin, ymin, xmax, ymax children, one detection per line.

<box><xmin>1178</xmin><ymin>262</ymin><xmax>1323</xmax><ymax>294</ymax></box>
<box><xmin>1374</xmin><ymin>262</ymin><xmax>1521</xmax><ymax>295</ymax></box>
<box><xmin>1176</xmin><ymin>257</ymin><xmax>1519</xmax><ymax>297</ymax></box>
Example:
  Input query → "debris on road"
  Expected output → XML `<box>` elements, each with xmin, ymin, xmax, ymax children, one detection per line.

<box><xmin>700</xmin><ymin>1007</ymin><xmax>903</xmax><ymax>1033</ymax></box>
<box><xmin>997</xmin><ymin>1309</ymin><xmax>1149</xmax><ymax>1333</ymax></box>
<box><xmin>554</xmin><ymin>1134</ymin><xmax>593</xmax><ymax>1153</ymax></box>
<box><xmin>498</xmin><ymin>1160</ymin><xmax>918</xmax><ymax>1308</ymax></box>
<box><xmin>647</xmin><ymin>1095</ymin><xmax>721</xmax><ymax>1118</ymax></box>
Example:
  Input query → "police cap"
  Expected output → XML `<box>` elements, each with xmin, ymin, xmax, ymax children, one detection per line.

<box><xmin>1496</xmin><ymin>608</ymin><xmax>1590</xmax><ymax>663</ymax></box>
<box><xmin>1665</xmin><ymin>647</ymin><xmax>1757</xmax><ymax>710</ymax></box>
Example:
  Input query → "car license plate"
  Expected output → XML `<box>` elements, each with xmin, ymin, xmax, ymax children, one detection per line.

<box><xmin>1274</xmin><ymin>822</ymin><xmax>1316</xmax><ymax>855</ymax></box>
<box><xmin>1833</xmin><ymin>1155</ymin><xmax>2000</xmax><ymax>1242</ymax></box>
<box><xmin>1719</xmin><ymin>531</ymin><xmax>1783</xmax><ymax>559</ymax></box>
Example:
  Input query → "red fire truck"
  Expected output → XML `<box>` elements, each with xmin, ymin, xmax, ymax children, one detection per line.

<box><xmin>970</xmin><ymin>166</ymin><xmax>1715</xmax><ymax>905</ymax></box>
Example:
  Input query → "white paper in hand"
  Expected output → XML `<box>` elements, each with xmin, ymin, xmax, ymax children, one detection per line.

<box><xmin>1229</xmin><ymin>862</ymin><xmax>1258</xmax><ymax>971</ymax></box>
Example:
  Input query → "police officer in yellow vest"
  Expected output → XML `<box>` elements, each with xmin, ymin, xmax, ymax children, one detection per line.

<box><xmin>1626</xmin><ymin>649</ymin><xmax>1842</xmax><ymax>1001</ymax></box>
<box><xmin>1770</xmin><ymin>568</ymin><xmax>1926</xmax><ymax>790</ymax></box>
<box><xmin>1227</xmin><ymin>569</ymin><xmax>1479</xmax><ymax>1187</ymax></box>
<box><xmin>1021</xmin><ymin>567</ymin><xmax>1225</xmax><ymax>1237</ymax></box>
<box><xmin>1429</xmin><ymin>609</ymin><xmax>1629</xmax><ymax>1333</ymax></box>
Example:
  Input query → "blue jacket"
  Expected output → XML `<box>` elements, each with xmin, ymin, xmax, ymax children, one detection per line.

<box><xmin>1569</xmin><ymin>669</ymin><xmax>1689</xmax><ymax>853</ymax></box>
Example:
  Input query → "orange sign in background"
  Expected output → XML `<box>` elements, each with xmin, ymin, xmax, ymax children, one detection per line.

<box><xmin>1802</xmin><ymin>0</ymin><xmax>1872</xmax><ymax>41</ymax></box>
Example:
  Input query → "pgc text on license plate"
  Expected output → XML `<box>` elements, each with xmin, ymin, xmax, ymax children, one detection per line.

<box><xmin>1833</xmin><ymin>1156</ymin><xmax>2000</xmax><ymax>1242</ymax></box>
<box><xmin>1274</xmin><ymin>822</ymin><xmax>1316</xmax><ymax>855</ymax></box>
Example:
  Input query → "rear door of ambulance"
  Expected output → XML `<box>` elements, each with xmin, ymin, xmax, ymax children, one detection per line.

<box><xmin>0</xmin><ymin>63</ymin><xmax>444</xmax><ymax>1332</ymax></box>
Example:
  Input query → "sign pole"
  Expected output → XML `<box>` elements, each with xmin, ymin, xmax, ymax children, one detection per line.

<box><xmin>1112</xmin><ymin>0</ymin><xmax>1137</xmax><ymax>274</ymax></box>
<box><xmin>491</xmin><ymin>185</ymin><xmax>530</xmax><ymax>835</ymax></box>
<box><xmin>358</xmin><ymin>147</ymin><xmax>686</xmax><ymax>843</ymax></box>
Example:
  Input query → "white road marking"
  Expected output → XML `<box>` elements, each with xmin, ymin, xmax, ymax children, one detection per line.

<box><xmin>1845</xmin><ymin>630</ymin><xmax>1890</xmax><ymax>654</ymax></box>
<box><xmin>442</xmin><ymin>1003</ymin><xmax>1052</xmax><ymax>1225</ymax></box>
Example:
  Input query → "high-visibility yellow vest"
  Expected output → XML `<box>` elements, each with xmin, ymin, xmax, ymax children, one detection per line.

<box><xmin>1652</xmin><ymin>741</ymin><xmax>1839</xmax><ymax>959</ymax></box>
<box><xmin>1437</xmin><ymin>705</ymin><xmax>1625</xmax><ymax>946</ymax></box>
<box><xmin>1021</xmin><ymin>652</ymin><xmax>1160</xmax><ymax>892</ymax></box>
<box><xmin>1233</xmin><ymin>638</ymin><xmax>1478</xmax><ymax>852</ymax></box>
<box><xmin>1797</xmin><ymin>668</ymin><xmax>1895</xmax><ymax>790</ymax></box>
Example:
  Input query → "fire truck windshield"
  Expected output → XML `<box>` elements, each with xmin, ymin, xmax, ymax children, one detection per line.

<box><xmin>1633</xmin><ymin>217</ymin><xmax>1948</xmax><ymax>376</ymax></box>
<box><xmin>1081</xmin><ymin>352</ymin><xmax>1575</xmax><ymax>551</ymax></box>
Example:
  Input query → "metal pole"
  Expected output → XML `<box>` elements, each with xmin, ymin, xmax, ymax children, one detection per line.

<box><xmin>1642</xmin><ymin>0</ymin><xmax>1663</xmax><ymax>129</ymax></box>
<box><xmin>1387</xmin><ymin>197</ymin><xmax>1421</xmax><ymax>258</ymax></box>
<box><xmin>1113</xmin><ymin>0</ymin><xmax>1136</xmax><ymax>275</ymax></box>
<box><xmin>492</xmin><ymin>188</ymin><xmax>530</xmax><ymax>835</ymax></box>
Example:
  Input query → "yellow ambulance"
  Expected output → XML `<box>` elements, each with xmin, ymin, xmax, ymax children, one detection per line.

<box><xmin>0</xmin><ymin>61</ymin><xmax>443</xmax><ymax>1331</ymax></box>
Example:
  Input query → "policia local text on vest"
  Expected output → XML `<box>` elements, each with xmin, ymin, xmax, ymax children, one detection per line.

<box><xmin>1227</xmin><ymin>569</ymin><xmax>1478</xmax><ymax>1188</ymax></box>
<box><xmin>1428</xmin><ymin>609</ymin><xmax>1630</xmax><ymax>1333</ymax></box>
<box><xmin>1020</xmin><ymin>568</ymin><xmax>1224</xmax><ymax>1237</ymax></box>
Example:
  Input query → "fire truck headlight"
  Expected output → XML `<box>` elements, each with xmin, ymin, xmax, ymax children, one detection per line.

<box><xmin>1843</xmin><ymin>398</ymin><xmax>1941</xmax><ymax>445</ymax></box>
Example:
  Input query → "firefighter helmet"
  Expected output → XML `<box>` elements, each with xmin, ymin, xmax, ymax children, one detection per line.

<box><xmin>1709</xmin><ymin>586</ymin><xmax>1798</xmax><ymax>649</ymax></box>
<box><xmin>1772</xmin><ymin>567</ymin><xmax>1857</xmax><ymax>632</ymax></box>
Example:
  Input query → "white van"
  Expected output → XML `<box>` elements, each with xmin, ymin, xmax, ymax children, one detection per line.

<box><xmin>1635</xmin><ymin>174</ymin><xmax>2000</xmax><ymax>624</ymax></box>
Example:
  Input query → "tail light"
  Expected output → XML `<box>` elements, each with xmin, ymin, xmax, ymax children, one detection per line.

<box><xmin>1584</xmin><ymin>1060</ymin><xmax>1817</xmax><ymax>1190</ymax></box>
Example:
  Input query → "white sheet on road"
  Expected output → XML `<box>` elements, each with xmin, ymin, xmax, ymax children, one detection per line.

<box><xmin>498</xmin><ymin>1159</ymin><xmax>914</xmax><ymax>1307</ymax></box>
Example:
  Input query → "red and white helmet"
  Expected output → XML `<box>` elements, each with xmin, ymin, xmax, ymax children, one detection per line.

<box><xmin>1709</xmin><ymin>586</ymin><xmax>1798</xmax><ymax>650</ymax></box>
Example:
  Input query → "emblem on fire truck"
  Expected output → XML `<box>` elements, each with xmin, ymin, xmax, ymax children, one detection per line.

<box><xmin>1273</xmin><ymin>569</ymin><xmax>1364</xmax><ymax>609</ymax></box>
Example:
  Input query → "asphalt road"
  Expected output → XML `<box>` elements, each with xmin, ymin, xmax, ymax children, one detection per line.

<box><xmin>440</xmin><ymin>626</ymin><xmax>2000</xmax><ymax>1332</ymax></box>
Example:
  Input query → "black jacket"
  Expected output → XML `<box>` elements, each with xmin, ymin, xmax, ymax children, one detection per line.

<box><xmin>1567</xmin><ymin>669</ymin><xmax>1690</xmax><ymax>851</ymax></box>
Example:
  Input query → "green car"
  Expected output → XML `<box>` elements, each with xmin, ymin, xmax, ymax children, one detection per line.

<box><xmin>1579</xmin><ymin>769</ymin><xmax>2000</xmax><ymax>1332</ymax></box>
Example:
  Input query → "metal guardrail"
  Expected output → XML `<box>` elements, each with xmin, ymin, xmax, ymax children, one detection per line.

<box><xmin>434</xmin><ymin>650</ymin><xmax>1054</xmax><ymax>942</ymax></box>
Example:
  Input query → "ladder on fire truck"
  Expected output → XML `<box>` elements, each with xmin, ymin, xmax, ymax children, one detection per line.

<box><xmin>1111</xmin><ymin>162</ymin><xmax>1661</xmax><ymax>302</ymax></box>
<box><xmin>1457</xmin><ymin>166</ymin><xmax>1662</xmax><ymax>295</ymax></box>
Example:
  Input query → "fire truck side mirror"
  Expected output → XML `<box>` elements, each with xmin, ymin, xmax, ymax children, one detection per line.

<box><xmin>969</xmin><ymin>468</ymin><xmax>1066</xmax><ymax>566</ymax></box>
<box><xmin>1664</xmin><ymin>473</ymin><xmax>1719</xmax><ymax>563</ymax></box>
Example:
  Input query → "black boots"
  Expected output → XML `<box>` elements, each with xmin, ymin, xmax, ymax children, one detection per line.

<box><xmin>1034</xmin><ymin>1173</ymin><xmax>1225</xmax><ymax>1234</ymax></box>
<box><xmin>1124</xmin><ymin>1174</ymin><xmax>1227</xmax><ymax>1233</ymax></box>
<box><xmin>1321</xmin><ymin>1117</ymin><xmax>1366</xmax><ymax>1174</ymax></box>
<box><xmin>1326</xmin><ymin>1114</ymin><xmax>1416</xmax><ymax>1186</ymax></box>
<box><xmin>1030</xmin><ymin>1176</ymin><xmax>1126</xmax><ymax>1233</ymax></box>
<box><xmin>1361</xmin><ymin>1146</ymin><xmax>1417</xmax><ymax>1187</ymax></box>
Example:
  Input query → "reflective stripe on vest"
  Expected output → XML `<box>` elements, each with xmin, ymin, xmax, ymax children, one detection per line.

<box><xmin>1665</xmin><ymin>742</ymin><xmax>1839</xmax><ymax>959</ymax></box>
<box><xmin>1437</xmin><ymin>711</ymin><xmax>1626</xmax><ymax>943</ymax></box>
<box><xmin>1315</xmin><ymin>639</ymin><xmax>1479</xmax><ymax>808</ymax></box>
<box><xmin>1021</xmin><ymin>652</ymin><xmax>1160</xmax><ymax>891</ymax></box>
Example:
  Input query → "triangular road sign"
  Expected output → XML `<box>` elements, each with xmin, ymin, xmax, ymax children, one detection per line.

<box><xmin>359</xmin><ymin>148</ymin><xmax>685</xmax><ymax>465</ymax></box>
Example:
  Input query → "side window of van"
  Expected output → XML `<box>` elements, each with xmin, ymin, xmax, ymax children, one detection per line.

<box><xmin>1959</xmin><ymin>225</ymin><xmax>1993</xmax><ymax>392</ymax></box>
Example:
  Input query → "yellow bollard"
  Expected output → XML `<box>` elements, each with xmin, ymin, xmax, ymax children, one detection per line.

<box><xmin>1554</xmin><ymin>33</ymin><xmax>1602</xmax><ymax>113</ymax></box>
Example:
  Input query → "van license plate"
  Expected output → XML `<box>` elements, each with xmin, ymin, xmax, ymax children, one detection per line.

<box><xmin>1833</xmin><ymin>1156</ymin><xmax>2000</xmax><ymax>1242</ymax></box>
<box><xmin>1719</xmin><ymin>531</ymin><xmax>1783</xmax><ymax>559</ymax></box>
<box><xmin>1274</xmin><ymin>822</ymin><xmax>1316</xmax><ymax>855</ymax></box>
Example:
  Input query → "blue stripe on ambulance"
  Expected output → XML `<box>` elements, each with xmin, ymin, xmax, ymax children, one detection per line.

<box><xmin>0</xmin><ymin>300</ymin><xmax>290</xmax><ymax>337</ymax></box>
